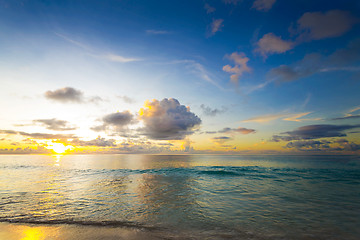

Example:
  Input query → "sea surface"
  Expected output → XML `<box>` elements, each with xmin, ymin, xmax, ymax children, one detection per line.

<box><xmin>0</xmin><ymin>154</ymin><xmax>359</xmax><ymax>239</ymax></box>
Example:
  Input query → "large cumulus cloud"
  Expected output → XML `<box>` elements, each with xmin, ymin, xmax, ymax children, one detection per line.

<box><xmin>138</xmin><ymin>98</ymin><xmax>201</xmax><ymax>140</ymax></box>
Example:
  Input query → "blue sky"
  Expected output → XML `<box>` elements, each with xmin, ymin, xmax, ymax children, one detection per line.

<box><xmin>0</xmin><ymin>0</ymin><xmax>359</xmax><ymax>154</ymax></box>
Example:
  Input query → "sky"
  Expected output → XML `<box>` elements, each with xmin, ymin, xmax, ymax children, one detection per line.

<box><xmin>0</xmin><ymin>0</ymin><xmax>360</xmax><ymax>154</ymax></box>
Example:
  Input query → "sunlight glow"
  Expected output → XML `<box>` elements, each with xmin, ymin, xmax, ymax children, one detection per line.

<box><xmin>46</xmin><ymin>142</ymin><xmax>73</xmax><ymax>154</ymax></box>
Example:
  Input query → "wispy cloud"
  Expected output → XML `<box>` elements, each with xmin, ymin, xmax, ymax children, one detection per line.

<box><xmin>172</xmin><ymin>60</ymin><xmax>226</xmax><ymax>90</ymax></box>
<box><xmin>101</xmin><ymin>53</ymin><xmax>141</xmax><ymax>63</ymax></box>
<box><xmin>55</xmin><ymin>32</ymin><xmax>141</xmax><ymax>63</ymax></box>
<box><xmin>242</xmin><ymin>113</ymin><xmax>287</xmax><ymax>123</ymax></box>
<box><xmin>208</xmin><ymin>19</ymin><xmax>224</xmax><ymax>36</ymax></box>
<box><xmin>204</xmin><ymin>3</ymin><xmax>216</xmax><ymax>14</ymax></box>
<box><xmin>252</xmin><ymin>0</ymin><xmax>276</xmax><ymax>12</ymax></box>
<box><xmin>242</xmin><ymin>112</ymin><xmax>320</xmax><ymax>123</ymax></box>
<box><xmin>146</xmin><ymin>29</ymin><xmax>171</xmax><ymax>35</ymax></box>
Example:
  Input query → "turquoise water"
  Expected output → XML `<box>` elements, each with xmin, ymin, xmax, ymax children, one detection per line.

<box><xmin>0</xmin><ymin>154</ymin><xmax>359</xmax><ymax>239</ymax></box>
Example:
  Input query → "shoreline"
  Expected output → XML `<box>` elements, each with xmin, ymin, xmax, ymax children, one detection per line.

<box><xmin>0</xmin><ymin>222</ymin><xmax>161</xmax><ymax>240</ymax></box>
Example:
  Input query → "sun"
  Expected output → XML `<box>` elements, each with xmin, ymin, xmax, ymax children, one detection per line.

<box><xmin>46</xmin><ymin>142</ymin><xmax>73</xmax><ymax>154</ymax></box>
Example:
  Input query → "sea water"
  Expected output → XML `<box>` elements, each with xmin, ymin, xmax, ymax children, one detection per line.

<box><xmin>0</xmin><ymin>154</ymin><xmax>359</xmax><ymax>239</ymax></box>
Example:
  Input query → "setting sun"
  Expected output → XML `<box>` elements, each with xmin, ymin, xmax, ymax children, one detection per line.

<box><xmin>46</xmin><ymin>143</ymin><xmax>73</xmax><ymax>154</ymax></box>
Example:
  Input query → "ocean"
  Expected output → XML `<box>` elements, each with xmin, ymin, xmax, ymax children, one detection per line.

<box><xmin>0</xmin><ymin>154</ymin><xmax>359</xmax><ymax>239</ymax></box>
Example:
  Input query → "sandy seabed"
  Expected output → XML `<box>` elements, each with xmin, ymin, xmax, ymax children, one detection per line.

<box><xmin>0</xmin><ymin>222</ymin><xmax>164</xmax><ymax>240</ymax></box>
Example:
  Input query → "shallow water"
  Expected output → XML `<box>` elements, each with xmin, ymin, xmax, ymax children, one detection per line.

<box><xmin>0</xmin><ymin>154</ymin><xmax>359</xmax><ymax>239</ymax></box>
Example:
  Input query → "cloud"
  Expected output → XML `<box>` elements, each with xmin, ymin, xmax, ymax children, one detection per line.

<box><xmin>271</xmin><ymin>124</ymin><xmax>360</xmax><ymax>142</ymax></box>
<box><xmin>252</xmin><ymin>0</ymin><xmax>276</xmax><ymax>12</ymax></box>
<box><xmin>223</xmin><ymin>0</ymin><xmax>241</xmax><ymax>4</ymax></box>
<box><xmin>45</xmin><ymin>87</ymin><xmax>103</xmax><ymax>104</ymax></box>
<box><xmin>0</xmin><ymin>129</ymin><xmax>74</xmax><ymax>140</ymax></box>
<box><xmin>138</xmin><ymin>98</ymin><xmax>201</xmax><ymax>140</ymax></box>
<box><xmin>92</xmin><ymin>111</ymin><xmax>135</xmax><ymax>132</ymax></box>
<box><xmin>242</xmin><ymin>112</ymin><xmax>320</xmax><ymax>123</ymax></box>
<box><xmin>71</xmin><ymin>136</ymin><xmax>116</xmax><ymax>147</ymax></box>
<box><xmin>102</xmin><ymin>54</ymin><xmax>141</xmax><ymax>63</ymax></box>
<box><xmin>200</xmin><ymin>104</ymin><xmax>227</xmax><ymax>116</ymax></box>
<box><xmin>268</xmin><ymin>53</ymin><xmax>322</xmax><ymax>83</ymax></box>
<box><xmin>242</xmin><ymin>113</ymin><xmax>287</xmax><ymax>123</ymax></box>
<box><xmin>212</xmin><ymin>136</ymin><xmax>232</xmax><ymax>144</ymax></box>
<box><xmin>218</xmin><ymin>127</ymin><xmax>256</xmax><ymax>134</ymax></box>
<box><xmin>284</xmin><ymin>139</ymin><xmax>360</xmax><ymax>152</ymax></box>
<box><xmin>269</xmin><ymin>39</ymin><xmax>360</xmax><ymax>83</ymax></box>
<box><xmin>55</xmin><ymin>33</ymin><xmax>141</xmax><ymax>63</ymax></box>
<box><xmin>0</xmin><ymin>146</ymin><xmax>51</xmax><ymax>154</ymax></box>
<box><xmin>328</xmin><ymin>39</ymin><xmax>360</xmax><ymax>66</ymax></box>
<box><xmin>45</xmin><ymin>87</ymin><xmax>84</xmax><ymax>103</ymax></box>
<box><xmin>146</xmin><ymin>29</ymin><xmax>171</xmax><ymax>35</ymax></box>
<box><xmin>223</xmin><ymin>52</ymin><xmax>251</xmax><ymax>84</ymax></box>
<box><xmin>296</xmin><ymin>10</ymin><xmax>358</xmax><ymax>41</ymax></box>
<box><xmin>172</xmin><ymin>60</ymin><xmax>224</xmax><ymax>90</ymax></box>
<box><xmin>209</xmin><ymin>19</ymin><xmax>224</xmax><ymax>36</ymax></box>
<box><xmin>282</xmin><ymin>112</ymin><xmax>320</xmax><ymax>122</ymax></box>
<box><xmin>331</xmin><ymin>104</ymin><xmax>360</xmax><ymax>121</ymax></box>
<box><xmin>284</xmin><ymin>140</ymin><xmax>330</xmax><ymax>151</ymax></box>
<box><xmin>204</xmin><ymin>3</ymin><xmax>216</xmax><ymax>14</ymax></box>
<box><xmin>117</xmin><ymin>95</ymin><xmax>136</xmax><ymax>104</ymax></box>
<box><xmin>332</xmin><ymin>115</ymin><xmax>360</xmax><ymax>121</ymax></box>
<box><xmin>33</xmin><ymin>118</ymin><xmax>76</xmax><ymax>131</ymax></box>
<box><xmin>255</xmin><ymin>33</ymin><xmax>294</xmax><ymax>57</ymax></box>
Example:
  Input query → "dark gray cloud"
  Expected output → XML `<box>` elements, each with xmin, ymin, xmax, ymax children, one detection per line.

<box><xmin>45</xmin><ymin>87</ymin><xmax>103</xmax><ymax>104</ymax></box>
<box><xmin>218</xmin><ymin>127</ymin><xmax>256</xmax><ymax>134</ymax></box>
<box><xmin>200</xmin><ymin>104</ymin><xmax>227</xmax><ymax>116</ymax></box>
<box><xmin>71</xmin><ymin>136</ymin><xmax>116</xmax><ymax>147</ymax></box>
<box><xmin>45</xmin><ymin>87</ymin><xmax>84</xmax><ymax>103</ymax></box>
<box><xmin>284</xmin><ymin>140</ymin><xmax>330</xmax><ymax>151</ymax></box>
<box><xmin>296</xmin><ymin>10</ymin><xmax>358</xmax><ymax>41</ymax></box>
<box><xmin>271</xmin><ymin>124</ymin><xmax>360</xmax><ymax>142</ymax></box>
<box><xmin>139</xmin><ymin>98</ymin><xmax>201</xmax><ymax>140</ymax></box>
<box><xmin>331</xmin><ymin>114</ymin><xmax>360</xmax><ymax>121</ymax></box>
<box><xmin>284</xmin><ymin>138</ymin><xmax>360</xmax><ymax>152</ymax></box>
<box><xmin>33</xmin><ymin>118</ymin><xmax>76</xmax><ymax>131</ymax></box>
<box><xmin>92</xmin><ymin>111</ymin><xmax>135</xmax><ymax>132</ymax></box>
